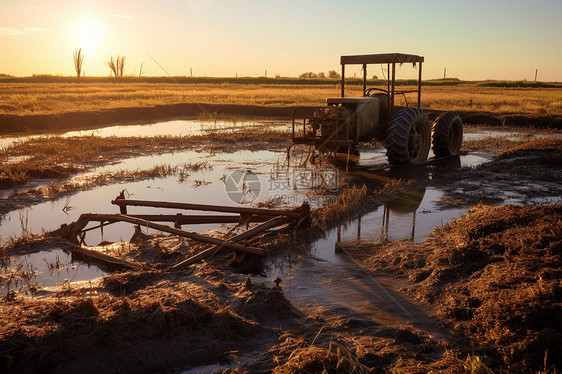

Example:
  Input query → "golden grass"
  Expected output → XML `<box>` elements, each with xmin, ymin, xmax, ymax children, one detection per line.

<box><xmin>314</xmin><ymin>185</ymin><xmax>368</xmax><ymax>229</ymax></box>
<box><xmin>1</xmin><ymin>82</ymin><xmax>560</xmax><ymax>117</ymax></box>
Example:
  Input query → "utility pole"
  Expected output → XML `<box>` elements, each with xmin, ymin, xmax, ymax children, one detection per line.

<box><xmin>444</xmin><ymin>68</ymin><xmax>446</xmax><ymax>79</ymax></box>
<box><xmin>534</xmin><ymin>68</ymin><xmax>538</xmax><ymax>82</ymax></box>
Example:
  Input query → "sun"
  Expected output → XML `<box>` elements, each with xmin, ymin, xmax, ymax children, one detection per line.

<box><xmin>75</xmin><ymin>18</ymin><xmax>103</xmax><ymax>50</ymax></box>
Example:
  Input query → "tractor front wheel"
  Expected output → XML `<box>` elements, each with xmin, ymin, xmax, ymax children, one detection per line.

<box><xmin>385</xmin><ymin>108</ymin><xmax>431</xmax><ymax>165</ymax></box>
<box><xmin>431</xmin><ymin>111</ymin><xmax>463</xmax><ymax>157</ymax></box>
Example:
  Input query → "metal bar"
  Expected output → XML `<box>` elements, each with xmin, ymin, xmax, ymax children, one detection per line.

<box><xmin>411</xmin><ymin>211</ymin><xmax>416</xmax><ymax>241</ymax></box>
<box><xmin>341</xmin><ymin>64</ymin><xmax>345</xmax><ymax>97</ymax></box>
<box><xmin>76</xmin><ymin>214</ymin><xmax>266</xmax><ymax>256</ymax></box>
<box><xmin>341</xmin><ymin>53</ymin><xmax>424</xmax><ymax>65</ymax></box>
<box><xmin>292</xmin><ymin>114</ymin><xmax>296</xmax><ymax>141</ymax></box>
<box><xmin>124</xmin><ymin>214</ymin><xmax>270</xmax><ymax>224</ymax></box>
<box><xmin>387</xmin><ymin>63</ymin><xmax>391</xmax><ymax>120</ymax></box>
<box><xmin>171</xmin><ymin>215</ymin><xmax>291</xmax><ymax>268</ymax></box>
<box><xmin>417</xmin><ymin>62</ymin><xmax>422</xmax><ymax>108</ymax></box>
<box><xmin>390</xmin><ymin>63</ymin><xmax>396</xmax><ymax>115</ymax></box>
<box><xmin>111</xmin><ymin>198</ymin><xmax>303</xmax><ymax>218</ymax></box>
<box><xmin>362</xmin><ymin>64</ymin><xmax>367</xmax><ymax>96</ymax></box>
<box><xmin>79</xmin><ymin>221</ymin><xmax>117</xmax><ymax>234</ymax></box>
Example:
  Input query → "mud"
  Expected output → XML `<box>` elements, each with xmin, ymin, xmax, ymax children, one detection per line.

<box><xmin>1</xmin><ymin>120</ymin><xmax>561</xmax><ymax>373</ymax></box>
<box><xmin>342</xmin><ymin>204</ymin><xmax>562</xmax><ymax>372</ymax></box>
<box><xmin>436</xmin><ymin>137</ymin><xmax>562</xmax><ymax>208</ymax></box>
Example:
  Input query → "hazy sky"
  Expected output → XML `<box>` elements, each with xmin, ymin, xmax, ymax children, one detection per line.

<box><xmin>1</xmin><ymin>0</ymin><xmax>561</xmax><ymax>81</ymax></box>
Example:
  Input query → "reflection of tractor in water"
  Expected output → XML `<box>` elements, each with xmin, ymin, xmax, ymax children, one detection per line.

<box><xmin>336</xmin><ymin>187</ymin><xmax>426</xmax><ymax>246</ymax></box>
<box><xmin>382</xmin><ymin>188</ymin><xmax>426</xmax><ymax>241</ymax></box>
<box><xmin>290</xmin><ymin>53</ymin><xmax>463</xmax><ymax>166</ymax></box>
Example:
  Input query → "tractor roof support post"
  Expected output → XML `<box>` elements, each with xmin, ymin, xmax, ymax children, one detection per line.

<box><xmin>362</xmin><ymin>63</ymin><xmax>367</xmax><ymax>97</ymax></box>
<box><xmin>390</xmin><ymin>62</ymin><xmax>396</xmax><ymax>115</ymax></box>
<box><xmin>387</xmin><ymin>63</ymin><xmax>391</xmax><ymax>120</ymax></box>
<box><xmin>341</xmin><ymin>64</ymin><xmax>345</xmax><ymax>97</ymax></box>
<box><xmin>417</xmin><ymin>62</ymin><xmax>422</xmax><ymax>108</ymax></box>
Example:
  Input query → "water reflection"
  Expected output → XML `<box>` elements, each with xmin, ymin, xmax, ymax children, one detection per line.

<box><xmin>0</xmin><ymin>118</ymin><xmax>291</xmax><ymax>150</ymax></box>
<box><xmin>336</xmin><ymin>187</ymin><xmax>427</xmax><ymax>247</ymax></box>
<box><xmin>1</xmin><ymin>247</ymin><xmax>107</xmax><ymax>294</ymax></box>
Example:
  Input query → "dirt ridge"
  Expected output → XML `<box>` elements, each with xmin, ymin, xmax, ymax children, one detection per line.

<box><xmin>1</xmin><ymin>104</ymin><xmax>561</xmax><ymax>134</ymax></box>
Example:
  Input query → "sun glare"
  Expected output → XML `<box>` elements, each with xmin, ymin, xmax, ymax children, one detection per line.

<box><xmin>75</xmin><ymin>18</ymin><xmax>103</xmax><ymax>50</ymax></box>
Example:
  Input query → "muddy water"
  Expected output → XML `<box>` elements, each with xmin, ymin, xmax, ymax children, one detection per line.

<box><xmin>0</xmin><ymin>119</ymin><xmax>498</xmax><ymax>293</ymax></box>
<box><xmin>0</xmin><ymin>146</ymin><xmax>342</xmax><ymax>289</ymax></box>
<box><xmin>0</xmin><ymin>149</ymin><xmax>297</xmax><ymax>242</ymax></box>
<box><xmin>268</xmin><ymin>187</ymin><xmax>465</xmax><ymax>338</ymax></box>
<box><xmin>358</xmin><ymin>147</ymin><xmax>490</xmax><ymax>168</ymax></box>
<box><xmin>2</xmin><ymin>248</ymin><xmax>107</xmax><ymax>291</ymax></box>
<box><xmin>0</xmin><ymin>147</ymin><xmax>479</xmax><ymax>291</ymax></box>
<box><xmin>0</xmin><ymin>118</ymin><xmax>291</xmax><ymax>150</ymax></box>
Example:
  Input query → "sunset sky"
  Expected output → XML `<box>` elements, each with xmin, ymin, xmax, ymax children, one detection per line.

<box><xmin>1</xmin><ymin>0</ymin><xmax>561</xmax><ymax>81</ymax></box>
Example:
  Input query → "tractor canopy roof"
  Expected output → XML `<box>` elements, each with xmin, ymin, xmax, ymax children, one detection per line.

<box><xmin>341</xmin><ymin>53</ymin><xmax>424</xmax><ymax>65</ymax></box>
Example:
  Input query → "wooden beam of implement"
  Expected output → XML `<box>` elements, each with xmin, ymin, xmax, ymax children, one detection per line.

<box><xmin>171</xmin><ymin>215</ymin><xmax>292</xmax><ymax>269</ymax></box>
<box><xmin>75</xmin><ymin>214</ymin><xmax>266</xmax><ymax>257</ymax></box>
<box><xmin>68</xmin><ymin>244</ymin><xmax>142</xmax><ymax>271</ymax></box>
<box><xmin>111</xmin><ymin>198</ymin><xmax>303</xmax><ymax>218</ymax></box>
<box><xmin>123</xmin><ymin>214</ymin><xmax>270</xmax><ymax>225</ymax></box>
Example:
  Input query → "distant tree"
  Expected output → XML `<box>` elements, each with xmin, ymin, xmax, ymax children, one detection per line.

<box><xmin>73</xmin><ymin>48</ymin><xmax>84</xmax><ymax>78</ymax></box>
<box><xmin>317</xmin><ymin>72</ymin><xmax>326</xmax><ymax>79</ymax></box>
<box><xmin>372</xmin><ymin>75</ymin><xmax>379</xmax><ymax>80</ymax></box>
<box><xmin>139</xmin><ymin>62</ymin><xmax>144</xmax><ymax>77</ymax></box>
<box><xmin>327</xmin><ymin>70</ymin><xmax>341</xmax><ymax>79</ymax></box>
<box><xmin>299</xmin><ymin>72</ymin><xmax>317</xmax><ymax>79</ymax></box>
<box><xmin>107</xmin><ymin>55</ymin><xmax>126</xmax><ymax>77</ymax></box>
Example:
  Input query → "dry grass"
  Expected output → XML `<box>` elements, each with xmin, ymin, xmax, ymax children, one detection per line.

<box><xmin>314</xmin><ymin>185</ymin><xmax>368</xmax><ymax>230</ymax></box>
<box><xmin>1</xmin><ymin>82</ymin><xmax>560</xmax><ymax>117</ymax></box>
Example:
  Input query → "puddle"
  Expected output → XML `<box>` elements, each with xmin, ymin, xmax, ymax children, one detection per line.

<box><xmin>1</xmin><ymin>247</ymin><xmax>107</xmax><ymax>294</ymax></box>
<box><xmin>0</xmin><ymin>148</ymin><xmax>342</xmax><ymax>243</ymax></box>
<box><xmin>313</xmin><ymin>187</ymin><xmax>465</xmax><ymax>263</ymax></box>
<box><xmin>357</xmin><ymin>148</ymin><xmax>490</xmax><ymax>169</ymax></box>
<box><xmin>0</xmin><ymin>118</ymin><xmax>291</xmax><ymax>150</ymax></box>
<box><xmin>263</xmin><ymin>187</ymin><xmax>466</xmax><ymax>336</ymax></box>
<box><xmin>463</xmin><ymin>128</ymin><xmax>562</xmax><ymax>141</ymax></box>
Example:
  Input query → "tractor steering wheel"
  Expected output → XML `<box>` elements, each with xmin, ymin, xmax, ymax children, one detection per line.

<box><xmin>365</xmin><ymin>87</ymin><xmax>389</xmax><ymax>96</ymax></box>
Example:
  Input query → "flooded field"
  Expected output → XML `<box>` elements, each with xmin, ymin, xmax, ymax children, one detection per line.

<box><xmin>1</xmin><ymin>117</ymin><xmax>561</xmax><ymax>373</ymax></box>
<box><xmin>0</xmin><ymin>118</ymin><xmax>557</xmax><ymax>285</ymax></box>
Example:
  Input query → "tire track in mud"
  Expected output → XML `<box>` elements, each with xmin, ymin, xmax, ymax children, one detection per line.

<box><xmin>271</xmin><ymin>255</ymin><xmax>455</xmax><ymax>344</ymax></box>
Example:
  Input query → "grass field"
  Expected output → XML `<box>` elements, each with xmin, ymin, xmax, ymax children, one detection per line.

<box><xmin>1</xmin><ymin>78</ymin><xmax>561</xmax><ymax>117</ymax></box>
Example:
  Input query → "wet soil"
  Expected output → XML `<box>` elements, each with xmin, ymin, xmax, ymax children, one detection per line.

<box><xmin>0</xmin><ymin>123</ymin><xmax>561</xmax><ymax>373</ymax></box>
<box><xmin>342</xmin><ymin>204</ymin><xmax>562</xmax><ymax>372</ymax></box>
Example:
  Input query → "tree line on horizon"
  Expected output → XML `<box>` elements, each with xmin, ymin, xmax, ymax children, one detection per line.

<box><xmin>72</xmin><ymin>48</ymin><xmax>347</xmax><ymax>80</ymax></box>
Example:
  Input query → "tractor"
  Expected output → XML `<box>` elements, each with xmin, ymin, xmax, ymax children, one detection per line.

<box><xmin>290</xmin><ymin>53</ymin><xmax>463</xmax><ymax>166</ymax></box>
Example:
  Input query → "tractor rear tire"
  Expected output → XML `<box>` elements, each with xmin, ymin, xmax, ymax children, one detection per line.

<box><xmin>385</xmin><ymin>108</ymin><xmax>431</xmax><ymax>165</ymax></box>
<box><xmin>431</xmin><ymin>111</ymin><xmax>463</xmax><ymax>157</ymax></box>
